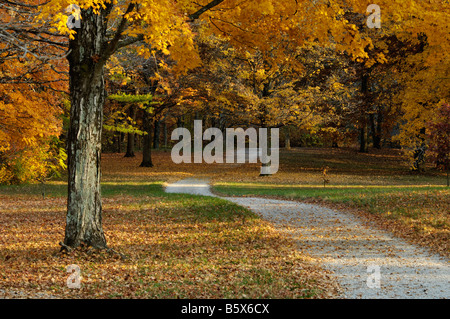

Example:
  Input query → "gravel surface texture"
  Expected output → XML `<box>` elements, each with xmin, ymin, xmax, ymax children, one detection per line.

<box><xmin>165</xmin><ymin>178</ymin><xmax>450</xmax><ymax>299</ymax></box>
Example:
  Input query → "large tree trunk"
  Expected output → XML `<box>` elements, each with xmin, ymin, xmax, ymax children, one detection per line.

<box><xmin>64</xmin><ymin>8</ymin><xmax>109</xmax><ymax>249</ymax></box>
<box><xmin>116</xmin><ymin>132</ymin><xmax>122</xmax><ymax>153</ymax></box>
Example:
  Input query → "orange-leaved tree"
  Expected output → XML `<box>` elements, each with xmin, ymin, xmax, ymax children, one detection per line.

<box><xmin>0</xmin><ymin>0</ymin><xmax>67</xmax><ymax>184</ymax></box>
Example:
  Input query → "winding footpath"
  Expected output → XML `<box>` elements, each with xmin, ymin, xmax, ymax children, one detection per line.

<box><xmin>165</xmin><ymin>178</ymin><xmax>450</xmax><ymax>299</ymax></box>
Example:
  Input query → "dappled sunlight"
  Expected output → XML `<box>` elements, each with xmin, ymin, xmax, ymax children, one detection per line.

<box><xmin>0</xmin><ymin>178</ymin><xmax>339</xmax><ymax>298</ymax></box>
<box><xmin>165</xmin><ymin>184</ymin><xmax>210</xmax><ymax>188</ymax></box>
<box><xmin>214</xmin><ymin>182</ymin><xmax>445</xmax><ymax>189</ymax></box>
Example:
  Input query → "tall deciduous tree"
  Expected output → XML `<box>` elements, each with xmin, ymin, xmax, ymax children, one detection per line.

<box><xmin>39</xmin><ymin>0</ymin><xmax>221</xmax><ymax>249</ymax></box>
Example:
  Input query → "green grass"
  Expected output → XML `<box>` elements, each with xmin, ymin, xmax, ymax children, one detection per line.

<box><xmin>0</xmin><ymin>181</ymin><xmax>165</xmax><ymax>198</ymax></box>
<box><xmin>214</xmin><ymin>183</ymin><xmax>446</xmax><ymax>199</ymax></box>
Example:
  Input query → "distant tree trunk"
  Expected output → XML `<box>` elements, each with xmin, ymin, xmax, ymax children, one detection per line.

<box><xmin>136</xmin><ymin>134</ymin><xmax>141</xmax><ymax>151</ymax></box>
<box><xmin>124</xmin><ymin>105</ymin><xmax>136</xmax><ymax>157</ymax></box>
<box><xmin>359</xmin><ymin>121</ymin><xmax>368</xmax><ymax>153</ymax></box>
<box><xmin>258</xmin><ymin>100</ymin><xmax>273</xmax><ymax>177</ymax></box>
<box><xmin>125</xmin><ymin>124</ymin><xmax>136</xmax><ymax>157</ymax></box>
<box><xmin>153</xmin><ymin>119</ymin><xmax>160</xmax><ymax>149</ymax></box>
<box><xmin>446</xmin><ymin>170</ymin><xmax>449</xmax><ymax>187</ymax></box>
<box><xmin>140</xmin><ymin>110</ymin><xmax>153</xmax><ymax>167</ymax></box>
<box><xmin>359</xmin><ymin>73</ymin><xmax>369</xmax><ymax>153</ymax></box>
<box><xmin>116</xmin><ymin>133</ymin><xmax>122</xmax><ymax>153</ymax></box>
<box><xmin>177</xmin><ymin>116</ymin><xmax>184</xmax><ymax>128</ymax></box>
<box><xmin>141</xmin><ymin>133</ymin><xmax>153</xmax><ymax>167</ymax></box>
<box><xmin>284</xmin><ymin>126</ymin><xmax>291</xmax><ymax>150</ymax></box>
<box><xmin>163</xmin><ymin>121</ymin><xmax>168</xmax><ymax>148</ymax></box>
<box><xmin>125</xmin><ymin>132</ymin><xmax>135</xmax><ymax>157</ymax></box>
<box><xmin>370</xmin><ymin>110</ymin><xmax>382</xmax><ymax>149</ymax></box>
<box><xmin>412</xmin><ymin>128</ymin><xmax>427</xmax><ymax>172</ymax></box>
<box><xmin>260</xmin><ymin>122</ymin><xmax>270</xmax><ymax>176</ymax></box>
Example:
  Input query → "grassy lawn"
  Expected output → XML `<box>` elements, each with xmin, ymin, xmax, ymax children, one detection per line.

<box><xmin>0</xmin><ymin>154</ymin><xmax>339</xmax><ymax>299</ymax></box>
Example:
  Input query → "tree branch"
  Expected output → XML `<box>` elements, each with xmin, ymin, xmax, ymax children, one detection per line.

<box><xmin>188</xmin><ymin>0</ymin><xmax>225</xmax><ymax>21</ymax></box>
<box><xmin>103</xmin><ymin>2</ymin><xmax>136</xmax><ymax>59</ymax></box>
<box><xmin>117</xmin><ymin>34</ymin><xmax>145</xmax><ymax>49</ymax></box>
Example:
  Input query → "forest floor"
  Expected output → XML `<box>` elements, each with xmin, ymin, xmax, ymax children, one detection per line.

<box><xmin>0</xmin><ymin>147</ymin><xmax>448</xmax><ymax>298</ymax></box>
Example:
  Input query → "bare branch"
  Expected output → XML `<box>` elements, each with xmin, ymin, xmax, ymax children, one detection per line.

<box><xmin>104</xmin><ymin>2</ymin><xmax>136</xmax><ymax>59</ymax></box>
<box><xmin>117</xmin><ymin>34</ymin><xmax>145</xmax><ymax>49</ymax></box>
<box><xmin>188</xmin><ymin>0</ymin><xmax>225</xmax><ymax>21</ymax></box>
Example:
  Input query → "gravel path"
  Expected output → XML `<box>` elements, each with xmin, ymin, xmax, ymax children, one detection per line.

<box><xmin>165</xmin><ymin>178</ymin><xmax>218</xmax><ymax>197</ymax></box>
<box><xmin>0</xmin><ymin>288</ymin><xmax>58</xmax><ymax>299</ymax></box>
<box><xmin>165</xmin><ymin>178</ymin><xmax>450</xmax><ymax>299</ymax></box>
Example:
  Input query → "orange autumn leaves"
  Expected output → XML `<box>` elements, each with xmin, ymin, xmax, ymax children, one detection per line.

<box><xmin>0</xmin><ymin>1</ymin><xmax>67</xmax><ymax>184</ymax></box>
<box><xmin>0</xmin><ymin>191</ymin><xmax>340</xmax><ymax>299</ymax></box>
<box><xmin>0</xmin><ymin>59</ymin><xmax>65</xmax><ymax>183</ymax></box>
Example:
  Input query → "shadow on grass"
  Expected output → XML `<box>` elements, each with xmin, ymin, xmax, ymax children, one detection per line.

<box><xmin>0</xmin><ymin>181</ymin><xmax>167</xmax><ymax>198</ymax></box>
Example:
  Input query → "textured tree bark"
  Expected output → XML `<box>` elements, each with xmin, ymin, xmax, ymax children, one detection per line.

<box><xmin>64</xmin><ymin>8</ymin><xmax>108</xmax><ymax>249</ymax></box>
<box><xmin>61</xmin><ymin>1</ymin><xmax>226</xmax><ymax>250</ymax></box>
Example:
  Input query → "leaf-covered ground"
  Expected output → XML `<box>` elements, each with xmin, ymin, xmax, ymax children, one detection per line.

<box><xmin>1</xmin><ymin>147</ymin><xmax>447</xmax><ymax>298</ymax></box>
<box><xmin>0</xmin><ymin>157</ymin><xmax>341</xmax><ymax>298</ymax></box>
